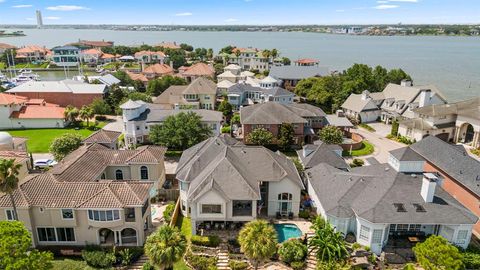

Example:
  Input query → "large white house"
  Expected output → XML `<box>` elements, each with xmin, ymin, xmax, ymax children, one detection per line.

<box><xmin>176</xmin><ymin>135</ymin><xmax>304</xmax><ymax>235</ymax></box>
<box><xmin>305</xmin><ymin>146</ymin><xmax>477</xmax><ymax>255</ymax></box>
<box><xmin>120</xmin><ymin>100</ymin><xmax>223</xmax><ymax>147</ymax></box>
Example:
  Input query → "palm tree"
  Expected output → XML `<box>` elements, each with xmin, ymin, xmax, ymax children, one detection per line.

<box><xmin>0</xmin><ymin>159</ymin><xmax>22</xmax><ymax>221</ymax></box>
<box><xmin>64</xmin><ymin>105</ymin><xmax>79</xmax><ymax>123</ymax></box>
<box><xmin>238</xmin><ymin>220</ymin><xmax>277</xmax><ymax>270</ymax></box>
<box><xmin>79</xmin><ymin>105</ymin><xmax>94</xmax><ymax>127</ymax></box>
<box><xmin>262</xmin><ymin>49</ymin><xmax>271</xmax><ymax>59</ymax></box>
<box><xmin>144</xmin><ymin>225</ymin><xmax>187</xmax><ymax>270</ymax></box>
<box><xmin>271</xmin><ymin>49</ymin><xmax>278</xmax><ymax>59</ymax></box>
<box><xmin>308</xmin><ymin>216</ymin><xmax>348</xmax><ymax>264</ymax></box>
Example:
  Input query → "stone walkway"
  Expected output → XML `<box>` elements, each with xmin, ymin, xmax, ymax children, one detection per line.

<box><xmin>217</xmin><ymin>244</ymin><xmax>231</xmax><ymax>270</ymax></box>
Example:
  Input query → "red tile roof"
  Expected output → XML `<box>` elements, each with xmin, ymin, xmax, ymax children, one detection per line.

<box><xmin>126</xmin><ymin>71</ymin><xmax>149</xmax><ymax>82</ymax></box>
<box><xmin>16</xmin><ymin>45</ymin><xmax>49</xmax><ymax>55</ymax></box>
<box><xmin>135</xmin><ymin>50</ymin><xmax>166</xmax><ymax>58</ymax></box>
<box><xmin>82</xmin><ymin>48</ymin><xmax>102</xmax><ymax>55</ymax></box>
<box><xmin>143</xmin><ymin>63</ymin><xmax>174</xmax><ymax>75</ymax></box>
<box><xmin>181</xmin><ymin>62</ymin><xmax>215</xmax><ymax>77</ymax></box>
<box><xmin>0</xmin><ymin>43</ymin><xmax>16</xmax><ymax>50</ymax></box>
<box><xmin>295</xmin><ymin>58</ymin><xmax>319</xmax><ymax>64</ymax></box>
<box><xmin>0</xmin><ymin>93</ymin><xmax>29</xmax><ymax>105</ymax></box>
<box><xmin>10</xmin><ymin>105</ymin><xmax>65</xmax><ymax>119</ymax></box>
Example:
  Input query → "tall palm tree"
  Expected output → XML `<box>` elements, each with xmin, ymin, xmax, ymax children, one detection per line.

<box><xmin>64</xmin><ymin>105</ymin><xmax>79</xmax><ymax>123</ymax></box>
<box><xmin>144</xmin><ymin>225</ymin><xmax>187</xmax><ymax>270</ymax></box>
<box><xmin>308</xmin><ymin>216</ymin><xmax>348</xmax><ymax>264</ymax></box>
<box><xmin>0</xmin><ymin>158</ymin><xmax>22</xmax><ymax>221</ymax></box>
<box><xmin>79</xmin><ymin>105</ymin><xmax>94</xmax><ymax>127</ymax></box>
<box><xmin>238</xmin><ymin>220</ymin><xmax>277</xmax><ymax>270</ymax></box>
<box><xmin>271</xmin><ymin>49</ymin><xmax>278</xmax><ymax>59</ymax></box>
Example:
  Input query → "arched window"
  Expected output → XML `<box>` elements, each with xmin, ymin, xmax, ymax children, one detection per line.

<box><xmin>140</xmin><ymin>166</ymin><xmax>148</xmax><ymax>180</ymax></box>
<box><xmin>278</xmin><ymin>193</ymin><xmax>292</xmax><ymax>201</ymax></box>
<box><xmin>115</xmin><ymin>170</ymin><xmax>123</xmax><ymax>180</ymax></box>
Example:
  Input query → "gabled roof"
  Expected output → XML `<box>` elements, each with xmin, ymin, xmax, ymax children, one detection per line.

<box><xmin>181</xmin><ymin>63</ymin><xmax>215</xmax><ymax>77</ymax></box>
<box><xmin>135</xmin><ymin>50</ymin><xmax>166</xmax><ymax>58</ymax></box>
<box><xmin>297</xmin><ymin>141</ymin><xmax>348</xmax><ymax>170</ymax></box>
<box><xmin>410</xmin><ymin>136</ymin><xmax>480</xmax><ymax>197</ymax></box>
<box><xmin>182</xmin><ymin>77</ymin><xmax>217</xmax><ymax>95</ymax></box>
<box><xmin>341</xmin><ymin>93</ymin><xmax>380</xmax><ymax>113</ymax></box>
<box><xmin>241</xmin><ymin>102</ymin><xmax>307</xmax><ymax>125</ymax></box>
<box><xmin>0</xmin><ymin>173</ymin><xmax>152</xmax><ymax>209</ymax></box>
<box><xmin>414</xmin><ymin>97</ymin><xmax>480</xmax><ymax>120</ymax></box>
<box><xmin>176</xmin><ymin>136</ymin><xmax>303</xmax><ymax>201</ymax></box>
<box><xmin>0</xmin><ymin>93</ymin><xmax>28</xmax><ymax>105</ymax></box>
<box><xmin>306</xmin><ymin>163</ymin><xmax>477</xmax><ymax>224</ymax></box>
<box><xmin>389</xmin><ymin>147</ymin><xmax>424</xmax><ymax>162</ymax></box>
<box><xmin>217</xmin><ymin>80</ymin><xmax>235</xmax><ymax>89</ymax></box>
<box><xmin>131</xmin><ymin>104</ymin><xmax>223</xmax><ymax>123</ymax></box>
<box><xmin>126</xmin><ymin>71</ymin><xmax>148</xmax><ymax>82</ymax></box>
<box><xmin>143</xmin><ymin>63</ymin><xmax>174</xmax><ymax>74</ymax></box>
<box><xmin>218</xmin><ymin>71</ymin><xmax>238</xmax><ymax>78</ymax></box>
<box><xmin>82</xmin><ymin>129</ymin><xmax>121</xmax><ymax>145</ymax></box>
<box><xmin>382</xmin><ymin>83</ymin><xmax>447</xmax><ymax>105</ymax></box>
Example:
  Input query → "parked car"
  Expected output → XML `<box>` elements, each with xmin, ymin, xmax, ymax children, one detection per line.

<box><xmin>33</xmin><ymin>159</ymin><xmax>57</xmax><ymax>169</ymax></box>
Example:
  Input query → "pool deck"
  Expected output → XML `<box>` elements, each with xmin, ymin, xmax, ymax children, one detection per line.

<box><xmin>273</xmin><ymin>219</ymin><xmax>313</xmax><ymax>234</ymax></box>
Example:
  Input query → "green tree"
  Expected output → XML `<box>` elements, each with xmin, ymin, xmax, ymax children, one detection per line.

<box><xmin>282</xmin><ymin>57</ymin><xmax>291</xmax><ymax>65</ymax></box>
<box><xmin>63</xmin><ymin>105</ymin><xmax>79</xmax><ymax>123</ymax></box>
<box><xmin>412</xmin><ymin>235</ymin><xmax>464</xmax><ymax>270</ymax></box>
<box><xmin>391</xmin><ymin>119</ymin><xmax>399</xmax><ymax>136</ymax></box>
<box><xmin>144</xmin><ymin>225</ymin><xmax>187</xmax><ymax>270</ymax></box>
<box><xmin>78</xmin><ymin>105</ymin><xmax>94</xmax><ymax>127</ymax></box>
<box><xmin>218</xmin><ymin>99</ymin><xmax>233</xmax><ymax>121</ymax></box>
<box><xmin>146</xmin><ymin>75</ymin><xmax>187</xmax><ymax>96</ymax></box>
<box><xmin>387</xmin><ymin>68</ymin><xmax>412</xmax><ymax>85</ymax></box>
<box><xmin>278</xmin><ymin>238</ymin><xmax>307</xmax><ymax>264</ymax></box>
<box><xmin>89</xmin><ymin>98</ymin><xmax>112</xmax><ymax>115</ymax></box>
<box><xmin>278</xmin><ymin>123</ymin><xmax>295</xmax><ymax>150</ymax></box>
<box><xmin>238</xmin><ymin>220</ymin><xmax>277</xmax><ymax>270</ymax></box>
<box><xmin>231</xmin><ymin>114</ymin><xmax>241</xmax><ymax>125</ymax></box>
<box><xmin>308</xmin><ymin>216</ymin><xmax>348</xmax><ymax>264</ymax></box>
<box><xmin>246</xmin><ymin>128</ymin><xmax>274</xmax><ymax>146</ymax></box>
<box><xmin>271</xmin><ymin>48</ymin><xmax>279</xmax><ymax>59</ymax></box>
<box><xmin>0</xmin><ymin>159</ymin><xmax>22</xmax><ymax>221</ymax></box>
<box><xmin>49</xmin><ymin>133</ymin><xmax>83</xmax><ymax>161</ymax></box>
<box><xmin>0</xmin><ymin>221</ymin><xmax>53</xmax><ymax>270</ymax></box>
<box><xmin>148</xmin><ymin>112</ymin><xmax>213</xmax><ymax>150</ymax></box>
<box><xmin>318</xmin><ymin>126</ymin><xmax>343</xmax><ymax>144</ymax></box>
<box><xmin>113</xmin><ymin>70</ymin><xmax>134</xmax><ymax>86</ymax></box>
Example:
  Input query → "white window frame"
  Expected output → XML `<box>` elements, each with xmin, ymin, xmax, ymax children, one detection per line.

<box><xmin>5</xmin><ymin>209</ymin><xmax>16</xmax><ymax>221</ymax></box>
<box><xmin>359</xmin><ymin>225</ymin><xmax>370</xmax><ymax>241</ymax></box>
<box><xmin>456</xmin><ymin>230</ymin><xmax>469</xmax><ymax>244</ymax></box>
<box><xmin>372</xmin><ymin>229</ymin><xmax>383</xmax><ymax>244</ymax></box>
<box><xmin>201</xmin><ymin>204</ymin><xmax>222</xmax><ymax>214</ymax></box>
<box><xmin>88</xmin><ymin>210</ymin><xmax>121</xmax><ymax>222</ymax></box>
<box><xmin>61</xmin><ymin>209</ymin><xmax>74</xmax><ymax>220</ymax></box>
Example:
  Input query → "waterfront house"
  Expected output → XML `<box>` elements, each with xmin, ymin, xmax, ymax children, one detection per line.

<box><xmin>179</xmin><ymin>62</ymin><xmax>215</xmax><ymax>82</ymax></box>
<box><xmin>0</xmin><ymin>93</ymin><xmax>66</xmax><ymax>129</ymax></box>
<box><xmin>154</xmin><ymin>77</ymin><xmax>217</xmax><ymax>110</ymax></box>
<box><xmin>240</xmin><ymin>102</ymin><xmax>326</xmax><ymax>145</ymax></box>
<box><xmin>67</xmin><ymin>39</ymin><xmax>114</xmax><ymax>49</ymax></box>
<box><xmin>0</xmin><ymin>43</ymin><xmax>16</xmax><ymax>54</ymax></box>
<box><xmin>341</xmin><ymin>80</ymin><xmax>447</xmax><ymax>123</ymax></box>
<box><xmin>120</xmin><ymin>100</ymin><xmax>222</xmax><ymax>147</ymax></box>
<box><xmin>0</xmin><ymin>143</ymin><xmax>166</xmax><ymax>247</ymax></box>
<box><xmin>223</xmin><ymin>47</ymin><xmax>272</xmax><ymax>72</ymax></box>
<box><xmin>155</xmin><ymin>42</ymin><xmax>181</xmax><ymax>50</ymax></box>
<box><xmin>142</xmin><ymin>63</ymin><xmax>174</xmax><ymax>79</ymax></box>
<box><xmin>134</xmin><ymin>51</ymin><xmax>167</xmax><ymax>64</ymax></box>
<box><xmin>15</xmin><ymin>45</ymin><xmax>50</xmax><ymax>63</ymax></box>
<box><xmin>398</xmin><ymin>97</ymin><xmax>479</xmax><ymax>146</ymax></box>
<box><xmin>51</xmin><ymin>46</ymin><xmax>81</xmax><ymax>67</ymax></box>
<box><xmin>269</xmin><ymin>65</ymin><xmax>329</xmax><ymax>90</ymax></box>
<box><xmin>294</xmin><ymin>58</ymin><xmax>320</xmax><ymax>66</ymax></box>
<box><xmin>410</xmin><ymin>136</ymin><xmax>480</xmax><ymax>236</ymax></box>
<box><xmin>6</xmin><ymin>80</ymin><xmax>107</xmax><ymax>108</ymax></box>
<box><xmin>305</xmin><ymin>145</ymin><xmax>477</xmax><ymax>255</ymax></box>
<box><xmin>176</xmin><ymin>135</ymin><xmax>303</xmax><ymax>235</ymax></box>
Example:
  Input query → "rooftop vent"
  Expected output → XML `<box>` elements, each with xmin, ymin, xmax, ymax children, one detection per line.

<box><xmin>393</xmin><ymin>203</ymin><xmax>407</xmax><ymax>212</ymax></box>
<box><xmin>413</xmin><ymin>203</ymin><xmax>426</xmax><ymax>212</ymax></box>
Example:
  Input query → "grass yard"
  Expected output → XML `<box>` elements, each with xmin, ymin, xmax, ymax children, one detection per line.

<box><xmin>342</xmin><ymin>140</ymin><xmax>375</xmax><ymax>157</ymax></box>
<box><xmin>52</xmin><ymin>259</ymin><xmax>98</xmax><ymax>270</ymax></box>
<box><xmin>7</xmin><ymin>122</ymin><xmax>106</xmax><ymax>153</ymax></box>
<box><xmin>14</xmin><ymin>62</ymin><xmax>50</xmax><ymax>69</ymax></box>
<box><xmin>0</xmin><ymin>62</ymin><xmax>5</xmax><ymax>69</ymax></box>
<box><xmin>174</xmin><ymin>214</ymin><xmax>192</xmax><ymax>269</ymax></box>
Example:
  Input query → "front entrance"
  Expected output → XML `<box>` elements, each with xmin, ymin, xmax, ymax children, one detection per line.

<box><xmin>98</xmin><ymin>228</ymin><xmax>115</xmax><ymax>245</ymax></box>
<box><xmin>465</xmin><ymin>124</ymin><xmax>475</xmax><ymax>143</ymax></box>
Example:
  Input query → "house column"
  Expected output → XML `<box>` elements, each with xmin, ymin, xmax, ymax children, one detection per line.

<box><xmin>454</xmin><ymin>126</ymin><xmax>461</xmax><ymax>143</ymax></box>
<box><xmin>473</xmin><ymin>132</ymin><xmax>480</xmax><ymax>148</ymax></box>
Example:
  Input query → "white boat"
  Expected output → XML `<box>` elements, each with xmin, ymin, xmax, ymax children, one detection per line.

<box><xmin>0</xmin><ymin>72</ymin><xmax>7</xmax><ymax>83</ymax></box>
<box><xmin>12</xmin><ymin>71</ymin><xmax>41</xmax><ymax>84</ymax></box>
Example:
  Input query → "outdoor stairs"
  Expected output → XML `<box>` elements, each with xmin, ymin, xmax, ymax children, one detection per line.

<box><xmin>128</xmin><ymin>254</ymin><xmax>148</xmax><ymax>270</ymax></box>
<box><xmin>306</xmin><ymin>232</ymin><xmax>317</xmax><ymax>270</ymax></box>
<box><xmin>217</xmin><ymin>244</ymin><xmax>231</xmax><ymax>270</ymax></box>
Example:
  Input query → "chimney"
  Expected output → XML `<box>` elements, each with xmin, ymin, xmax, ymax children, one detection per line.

<box><xmin>421</xmin><ymin>173</ymin><xmax>438</xmax><ymax>203</ymax></box>
<box><xmin>170</xmin><ymin>61</ymin><xmax>173</xmax><ymax>69</ymax></box>
<box><xmin>401</xmin><ymin>80</ymin><xmax>413</xmax><ymax>87</ymax></box>
<box><xmin>361</xmin><ymin>90</ymin><xmax>370</xmax><ymax>101</ymax></box>
<box><xmin>418</xmin><ymin>89</ymin><xmax>432</xmax><ymax>107</ymax></box>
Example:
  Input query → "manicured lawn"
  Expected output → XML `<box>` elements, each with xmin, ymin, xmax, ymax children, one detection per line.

<box><xmin>342</xmin><ymin>141</ymin><xmax>375</xmax><ymax>157</ymax></box>
<box><xmin>14</xmin><ymin>62</ymin><xmax>50</xmax><ymax>69</ymax></box>
<box><xmin>7</xmin><ymin>122</ymin><xmax>106</xmax><ymax>153</ymax></box>
<box><xmin>174</xmin><ymin>214</ymin><xmax>192</xmax><ymax>269</ymax></box>
<box><xmin>52</xmin><ymin>259</ymin><xmax>99</xmax><ymax>270</ymax></box>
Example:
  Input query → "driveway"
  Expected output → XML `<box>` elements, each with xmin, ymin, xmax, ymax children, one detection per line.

<box><xmin>102</xmin><ymin>116</ymin><xmax>123</xmax><ymax>132</ymax></box>
<box><xmin>353</xmin><ymin>125</ymin><xmax>405</xmax><ymax>164</ymax></box>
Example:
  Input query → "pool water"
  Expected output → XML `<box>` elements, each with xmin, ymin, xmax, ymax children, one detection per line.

<box><xmin>274</xmin><ymin>223</ymin><xmax>303</xmax><ymax>243</ymax></box>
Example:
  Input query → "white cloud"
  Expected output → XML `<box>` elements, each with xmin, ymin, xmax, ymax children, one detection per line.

<box><xmin>225</xmin><ymin>18</ymin><xmax>238</xmax><ymax>22</ymax></box>
<box><xmin>336</xmin><ymin>9</ymin><xmax>345</xmax><ymax>12</ymax></box>
<box><xmin>388</xmin><ymin>0</ymin><xmax>418</xmax><ymax>2</ymax></box>
<box><xmin>374</xmin><ymin>4</ymin><xmax>399</xmax><ymax>9</ymax></box>
<box><xmin>13</xmin><ymin>5</ymin><xmax>33</xmax><ymax>8</ymax></box>
<box><xmin>45</xmin><ymin>16</ymin><xmax>61</xmax><ymax>20</ymax></box>
<box><xmin>175</xmin><ymin>12</ymin><xmax>192</xmax><ymax>16</ymax></box>
<box><xmin>46</xmin><ymin>5</ymin><xmax>89</xmax><ymax>11</ymax></box>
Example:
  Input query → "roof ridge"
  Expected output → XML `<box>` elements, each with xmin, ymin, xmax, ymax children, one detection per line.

<box><xmin>122</xmin><ymin>182</ymin><xmax>143</xmax><ymax>204</ymax></box>
<box><xmin>75</xmin><ymin>184</ymin><xmax>111</xmax><ymax>207</ymax></box>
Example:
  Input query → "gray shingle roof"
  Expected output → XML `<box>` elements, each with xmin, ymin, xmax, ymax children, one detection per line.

<box><xmin>269</xmin><ymin>65</ymin><xmax>329</xmax><ymax>80</ymax></box>
<box><xmin>410</xmin><ymin>136</ymin><xmax>480</xmax><ymax>197</ymax></box>
<box><xmin>132</xmin><ymin>104</ymin><xmax>223</xmax><ymax>123</ymax></box>
<box><xmin>341</xmin><ymin>93</ymin><xmax>380</xmax><ymax>112</ymax></box>
<box><xmin>325</xmin><ymin>115</ymin><xmax>354</xmax><ymax>127</ymax></box>
<box><xmin>306</xmin><ymin>163</ymin><xmax>477</xmax><ymax>224</ymax></box>
<box><xmin>176</xmin><ymin>136</ymin><xmax>303</xmax><ymax>201</ymax></box>
<box><xmin>241</xmin><ymin>103</ymin><xmax>307</xmax><ymax>125</ymax></box>
<box><xmin>296</xmin><ymin>141</ymin><xmax>349</xmax><ymax>170</ymax></box>
<box><xmin>389</xmin><ymin>147</ymin><xmax>424</xmax><ymax>162</ymax></box>
<box><xmin>414</xmin><ymin>97</ymin><xmax>480</xmax><ymax>120</ymax></box>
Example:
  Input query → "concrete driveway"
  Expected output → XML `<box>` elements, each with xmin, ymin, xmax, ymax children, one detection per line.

<box><xmin>353</xmin><ymin>124</ymin><xmax>405</xmax><ymax>164</ymax></box>
<box><xmin>102</xmin><ymin>116</ymin><xmax>123</xmax><ymax>132</ymax></box>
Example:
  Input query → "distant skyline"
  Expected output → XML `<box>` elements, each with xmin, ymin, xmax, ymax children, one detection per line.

<box><xmin>0</xmin><ymin>0</ymin><xmax>479</xmax><ymax>25</ymax></box>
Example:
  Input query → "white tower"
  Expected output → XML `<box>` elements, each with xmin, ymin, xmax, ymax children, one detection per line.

<box><xmin>36</xmin><ymin>10</ymin><xmax>43</xmax><ymax>29</ymax></box>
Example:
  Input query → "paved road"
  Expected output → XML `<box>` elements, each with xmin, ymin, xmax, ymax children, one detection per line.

<box><xmin>353</xmin><ymin>125</ymin><xmax>405</xmax><ymax>164</ymax></box>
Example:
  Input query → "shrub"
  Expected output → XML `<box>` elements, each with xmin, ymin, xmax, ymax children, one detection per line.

<box><xmin>81</xmin><ymin>250</ymin><xmax>116</xmax><ymax>268</ymax></box>
<box><xmin>221</xmin><ymin>126</ymin><xmax>231</xmax><ymax>134</ymax></box>
<box><xmin>142</xmin><ymin>261</ymin><xmax>155</xmax><ymax>270</ymax></box>
<box><xmin>163</xmin><ymin>203</ymin><xmax>175</xmax><ymax>223</ymax></box>
<box><xmin>95</xmin><ymin>115</ymin><xmax>107</xmax><ymax>121</ymax></box>
<box><xmin>278</xmin><ymin>238</ymin><xmax>308</xmax><ymax>264</ymax></box>
<box><xmin>463</xmin><ymin>252</ymin><xmax>480</xmax><ymax>269</ymax></box>
<box><xmin>290</xmin><ymin>261</ymin><xmax>305</xmax><ymax>270</ymax></box>
<box><xmin>186</xmin><ymin>254</ymin><xmax>217</xmax><ymax>270</ymax></box>
<box><xmin>119</xmin><ymin>248</ymin><xmax>134</xmax><ymax>266</ymax></box>
<box><xmin>403</xmin><ymin>263</ymin><xmax>416</xmax><ymax>270</ymax></box>
<box><xmin>229</xmin><ymin>260</ymin><xmax>248</xmax><ymax>270</ymax></box>
<box><xmin>364</xmin><ymin>246</ymin><xmax>371</xmax><ymax>252</ymax></box>
<box><xmin>351</xmin><ymin>243</ymin><xmax>362</xmax><ymax>250</ymax></box>
<box><xmin>351</xmin><ymin>158</ymin><xmax>364</xmax><ymax>168</ymax></box>
<box><xmin>298</xmin><ymin>210</ymin><xmax>310</xmax><ymax>219</ymax></box>
<box><xmin>191</xmin><ymin>235</ymin><xmax>221</xmax><ymax>247</ymax></box>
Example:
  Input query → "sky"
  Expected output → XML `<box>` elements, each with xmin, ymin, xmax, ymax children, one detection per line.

<box><xmin>0</xmin><ymin>0</ymin><xmax>479</xmax><ymax>25</ymax></box>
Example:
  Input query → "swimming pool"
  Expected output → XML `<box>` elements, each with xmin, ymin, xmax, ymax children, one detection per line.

<box><xmin>274</xmin><ymin>223</ymin><xmax>303</xmax><ymax>243</ymax></box>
